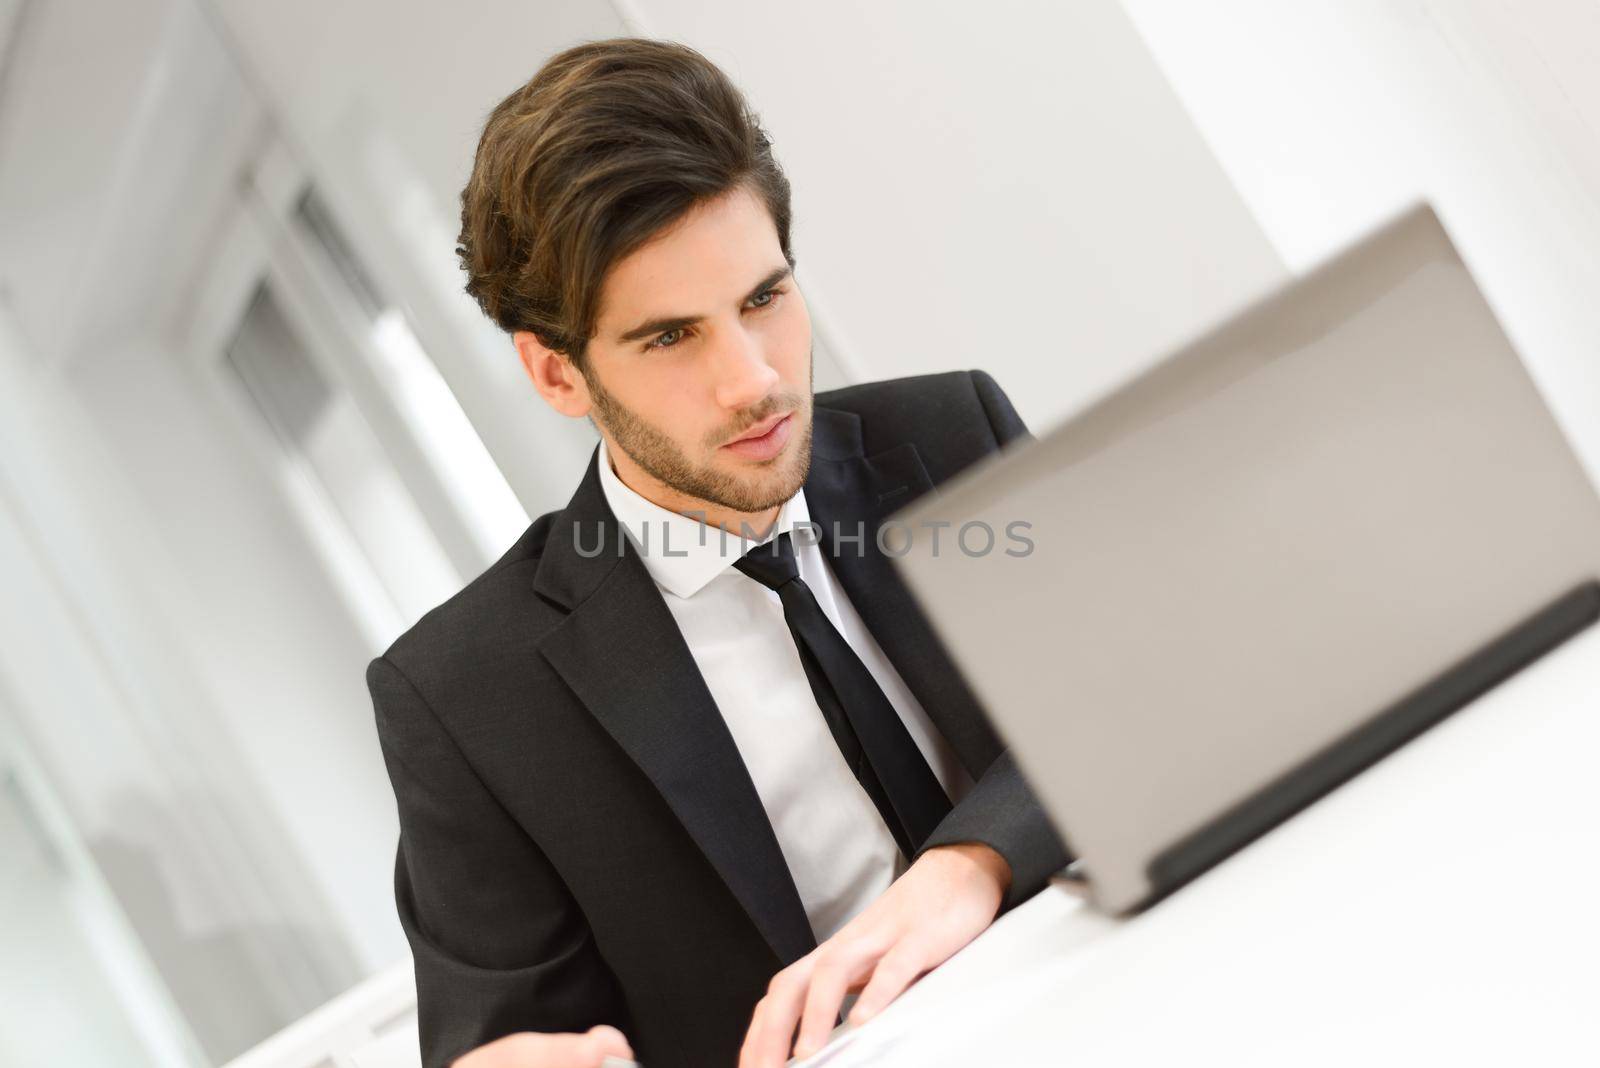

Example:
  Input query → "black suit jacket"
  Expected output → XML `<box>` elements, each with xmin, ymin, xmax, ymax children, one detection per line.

<box><xmin>367</xmin><ymin>369</ymin><xmax>1071</xmax><ymax>1068</ymax></box>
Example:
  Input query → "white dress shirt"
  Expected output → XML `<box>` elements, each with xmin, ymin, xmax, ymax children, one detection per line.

<box><xmin>596</xmin><ymin>439</ymin><xmax>974</xmax><ymax>942</ymax></box>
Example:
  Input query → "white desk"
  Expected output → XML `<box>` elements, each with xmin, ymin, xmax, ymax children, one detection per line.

<box><xmin>804</xmin><ymin>624</ymin><xmax>1600</xmax><ymax>1067</ymax></box>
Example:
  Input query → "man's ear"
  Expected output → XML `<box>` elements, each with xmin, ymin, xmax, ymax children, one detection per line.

<box><xmin>514</xmin><ymin>330</ymin><xmax>593</xmax><ymax>418</ymax></box>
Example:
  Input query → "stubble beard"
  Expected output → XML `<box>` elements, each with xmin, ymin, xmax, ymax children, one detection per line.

<box><xmin>585</xmin><ymin>358</ymin><xmax>815</xmax><ymax>515</ymax></box>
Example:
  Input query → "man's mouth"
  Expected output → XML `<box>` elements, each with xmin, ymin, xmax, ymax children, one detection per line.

<box><xmin>724</xmin><ymin>411</ymin><xmax>789</xmax><ymax>445</ymax></box>
<box><xmin>721</xmin><ymin>411</ymin><xmax>795</xmax><ymax>460</ymax></box>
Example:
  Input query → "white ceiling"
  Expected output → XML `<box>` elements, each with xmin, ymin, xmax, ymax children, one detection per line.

<box><xmin>0</xmin><ymin>0</ymin><xmax>263</xmax><ymax>367</ymax></box>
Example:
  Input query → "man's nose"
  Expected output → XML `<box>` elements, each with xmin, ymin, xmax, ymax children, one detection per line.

<box><xmin>711</xmin><ymin>325</ymin><xmax>780</xmax><ymax>412</ymax></box>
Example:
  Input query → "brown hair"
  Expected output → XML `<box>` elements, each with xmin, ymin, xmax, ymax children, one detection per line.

<box><xmin>457</xmin><ymin>37</ymin><xmax>796</xmax><ymax>371</ymax></box>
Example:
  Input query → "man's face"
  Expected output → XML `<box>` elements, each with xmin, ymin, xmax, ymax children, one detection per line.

<box><xmin>578</xmin><ymin>184</ymin><xmax>814</xmax><ymax>517</ymax></box>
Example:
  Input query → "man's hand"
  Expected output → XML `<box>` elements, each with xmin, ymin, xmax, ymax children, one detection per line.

<box><xmin>450</xmin><ymin>1025</ymin><xmax>634</xmax><ymax>1068</ymax></box>
<box><xmin>738</xmin><ymin>842</ymin><xmax>1011</xmax><ymax>1068</ymax></box>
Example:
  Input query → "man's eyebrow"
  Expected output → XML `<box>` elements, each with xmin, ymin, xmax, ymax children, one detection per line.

<box><xmin>616</xmin><ymin>265</ymin><xmax>794</xmax><ymax>343</ymax></box>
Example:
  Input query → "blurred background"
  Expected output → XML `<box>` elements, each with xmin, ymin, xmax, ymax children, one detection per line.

<box><xmin>1</xmin><ymin>0</ymin><xmax>1597</xmax><ymax>1064</ymax></box>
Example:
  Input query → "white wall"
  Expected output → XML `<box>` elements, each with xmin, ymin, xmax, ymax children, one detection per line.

<box><xmin>1122</xmin><ymin>0</ymin><xmax>1600</xmax><ymax>481</ymax></box>
<box><xmin>64</xmin><ymin>335</ymin><xmax>405</xmax><ymax>977</ymax></box>
<box><xmin>206</xmin><ymin>0</ymin><xmax>633</xmax><ymax>518</ymax></box>
<box><xmin>207</xmin><ymin>0</ymin><xmax>1286</xmax><ymax>440</ymax></box>
<box><xmin>622</xmin><ymin>0</ymin><xmax>1288</xmax><ymax>429</ymax></box>
<box><xmin>0</xmin><ymin>700</ymin><xmax>205</xmax><ymax>1067</ymax></box>
<box><xmin>0</xmin><ymin>306</ymin><xmax>378</xmax><ymax>1062</ymax></box>
<box><xmin>0</xmin><ymin>0</ymin><xmax>412</xmax><ymax>1058</ymax></box>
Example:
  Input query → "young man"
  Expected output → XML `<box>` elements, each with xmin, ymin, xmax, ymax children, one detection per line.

<box><xmin>366</xmin><ymin>37</ymin><xmax>1071</xmax><ymax>1068</ymax></box>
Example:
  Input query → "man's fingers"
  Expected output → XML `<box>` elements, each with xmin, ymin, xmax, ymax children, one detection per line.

<box><xmin>584</xmin><ymin>1024</ymin><xmax>634</xmax><ymax>1060</ymax></box>
<box><xmin>847</xmin><ymin>938</ymin><xmax>930</xmax><ymax>1026</ymax></box>
<box><xmin>459</xmin><ymin>1029</ymin><xmax>632</xmax><ymax>1068</ymax></box>
<box><xmin>739</xmin><ymin>958</ymin><xmax>814</xmax><ymax>1068</ymax></box>
<box><xmin>792</xmin><ymin>948</ymin><xmax>869</xmax><ymax>1060</ymax></box>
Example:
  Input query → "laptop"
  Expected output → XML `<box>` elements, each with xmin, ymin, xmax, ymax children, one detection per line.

<box><xmin>889</xmin><ymin>203</ymin><xmax>1600</xmax><ymax>915</ymax></box>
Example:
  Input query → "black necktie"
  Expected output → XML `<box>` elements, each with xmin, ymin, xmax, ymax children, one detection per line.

<box><xmin>733</xmin><ymin>530</ymin><xmax>953</xmax><ymax>860</ymax></box>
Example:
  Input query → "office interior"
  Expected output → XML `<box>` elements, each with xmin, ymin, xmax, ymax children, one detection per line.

<box><xmin>1</xmin><ymin>1</ymin><xmax>1598</xmax><ymax>1065</ymax></box>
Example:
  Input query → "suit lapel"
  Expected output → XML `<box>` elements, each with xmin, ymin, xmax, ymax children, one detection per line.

<box><xmin>803</xmin><ymin>408</ymin><xmax>1004</xmax><ymax>776</ymax></box>
<box><xmin>528</xmin><ymin>406</ymin><xmax>1003</xmax><ymax>967</ymax></box>
<box><xmin>533</xmin><ymin>452</ymin><xmax>817</xmax><ymax>966</ymax></box>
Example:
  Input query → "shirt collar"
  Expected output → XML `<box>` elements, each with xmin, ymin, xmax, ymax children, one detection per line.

<box><xmin>595</xmin><ymin>437</ymin><xmax>809</xmax><ymax>599</ymax></box>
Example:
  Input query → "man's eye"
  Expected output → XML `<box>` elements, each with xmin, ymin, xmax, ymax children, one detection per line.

<box><xmin>645</xmin><ymin>288</ymin><xmax>786</xmax><ymax>350</ymax></box>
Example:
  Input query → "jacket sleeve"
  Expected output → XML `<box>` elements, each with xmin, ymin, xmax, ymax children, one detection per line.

<box><xmin>367</xmin><ymin>654</ymin><xmax>629</xmax><ymax>1068</ymax></box>
<box><xmin>914</xmin><ymin>369</ymin><xmax>1075</xmax><ymax>912</ymax></box>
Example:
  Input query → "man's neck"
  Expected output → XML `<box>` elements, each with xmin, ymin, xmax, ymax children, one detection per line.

<box><xmin>604</xmin><ymin>440</ymin><xmax>781</xmax><ymax>541</ymax></box>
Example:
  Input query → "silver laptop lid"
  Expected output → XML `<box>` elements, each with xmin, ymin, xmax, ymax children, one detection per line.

<box><xmin>891</xmin><ymin>203</ymin><xmax>1600</xmax><ymax>913</ymax></box>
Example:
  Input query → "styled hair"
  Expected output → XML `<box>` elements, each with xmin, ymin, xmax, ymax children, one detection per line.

<box><xmin>456</xmin><ymin>37</ymin><xmax>796</xmax><ymax>371</ymax></box>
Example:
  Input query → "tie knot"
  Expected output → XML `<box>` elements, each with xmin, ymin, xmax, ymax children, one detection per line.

<box><xmin>733</xmin><ymin>530</ymin><xmax>800</xmax><ymax>591</ymax></box>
